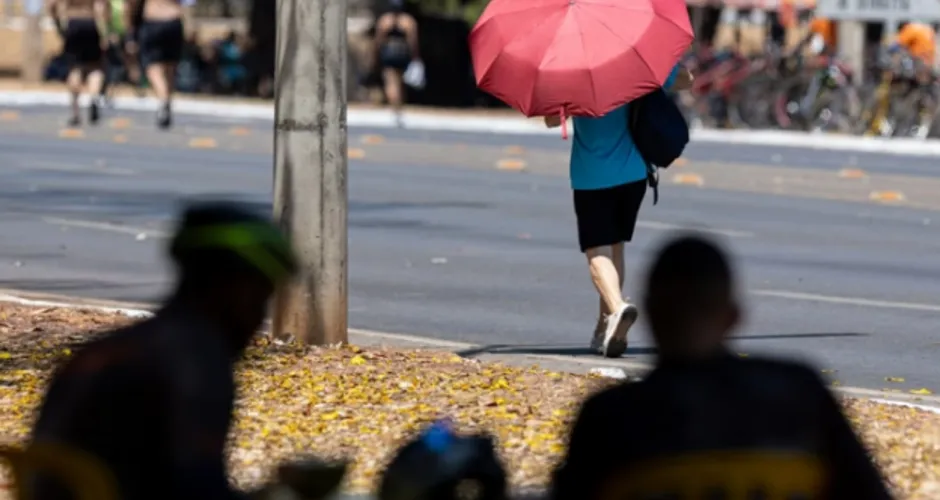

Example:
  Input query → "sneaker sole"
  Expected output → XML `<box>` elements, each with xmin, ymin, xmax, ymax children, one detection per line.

<box><xmin>603</xmin><ymin>305</ymin><xmax>638</xmax><ymax>358</ymax></box>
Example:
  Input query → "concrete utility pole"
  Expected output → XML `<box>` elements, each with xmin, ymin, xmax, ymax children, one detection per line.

<box><xmin>272</xmin><ymin>0</ymin><xmax>349</xmax><ymax>345</ymax></box>
<box><xmin>21</xmin><ymin>0</ymin><xmax>45</xmax><ymax>83</ymax></box>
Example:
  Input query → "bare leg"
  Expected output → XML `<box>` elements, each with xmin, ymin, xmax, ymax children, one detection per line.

<box><xmin>166</xmin><ymin>63</ymin><xmax>177</xmax><ymax>101</ymax></box>
<box><xmin>147</xmin><ymin>62</ymin><xmax>174</xmax><ymax>128</ymax></box>
<box><xmin>66</xmin><ymin>67</ymin><xmax>83</xmax><ymax>125</ymax></box>
<box><xmin>586</xmin><ymin>245</ymin><xmax>626</xmax><ymax>316</ymax></box>
<box><xmin>587</xmin><ymin>244</ymin><xmax>636</xmax><ymax>357</ymax></box>
<box><xmin>86</xmin><ymin>67</ymin><xmax>105</xmax><ymax>95</ymax></box>
<box><xmin>595</xmin><ymin>242</ymin><xmax>626</xmax><ymax>331</ymax></box>
<box><xmin>147</xmin><ymin>62</ymin><xmax>170</xmax><ymax>102</ymax></box>
<box><xmin>383</xmin><ymin>67</ymin><xmax>404</xmax><ymax>125</ymax></box>
<box><xmin>84</xmin><ymin>65</ymin><xmax>105</xmax><ymax>124</ymax></box>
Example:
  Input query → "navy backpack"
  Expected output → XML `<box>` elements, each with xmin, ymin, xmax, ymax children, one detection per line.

<box><xmin>628</xmin><ymin>88</ymin><xmax>690</xmax><ymax>204</ymax></box>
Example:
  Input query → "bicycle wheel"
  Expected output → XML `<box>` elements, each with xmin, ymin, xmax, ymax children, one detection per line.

<box><xmin>810</xmin><ymin>86</ymin><xmax>858</xmax><ymax>134</ymax></box>
<box><xmin>772</xmin><ymin>75</ymin><xmax>815</xmax><ymax>131</ymax></box>
<box><xmin>891</xmin><ymin>91</ymin><xmax>930</xmax><ymax>138</ymax></box>
<box><xmin>727</xmin><ymin>74</ymin><xmax>776</xmax><ymax>129</ymax></box>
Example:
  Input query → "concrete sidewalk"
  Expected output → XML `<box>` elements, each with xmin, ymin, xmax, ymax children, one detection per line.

<box><xmin>5</xmin><ymin>82</ymin><xmax>940</xmax><ymax>156</ymax></box>
<box><xmin>0</xmin><ymin>79</ymin><xmax>522</xmax><ymax>118</ymax></box>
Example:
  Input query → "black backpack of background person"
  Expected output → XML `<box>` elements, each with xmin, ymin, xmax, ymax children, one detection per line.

<box><xmin>628</xmin><ymin>88</ymin><xmax>690</xmax><ymax>205</ymax></box>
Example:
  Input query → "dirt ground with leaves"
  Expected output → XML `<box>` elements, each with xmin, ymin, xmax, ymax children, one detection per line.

<box><xmin>0</xmin><ymin>304</ymin><xmax>939</xmax><ymax>498</ymax></box>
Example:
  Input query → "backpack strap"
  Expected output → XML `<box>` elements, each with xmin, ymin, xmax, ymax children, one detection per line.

<box><xmin>629</xmin><ymin>102</ymin><xmax>659</xmax><ymax>206</ymax></box>
<box><xmin>647</xmin><ymin>162</ymin><xmax>659</xmax><ymax>206</ymax></box>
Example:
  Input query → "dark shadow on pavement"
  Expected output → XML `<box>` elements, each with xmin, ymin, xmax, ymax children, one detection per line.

<box><xmin>454</xmin><ymin>344</ymin><xmax>657</xmax><ymax>358</ymax></box>
<box><xmin>735</xmin><ymin>332</ymin><xmax>869</xmax><ymax>341</ymax></box>
<box><xmin>455</xmin><ymin>332</ymin><xmax>869</xmax><ymax>360</ymax></box>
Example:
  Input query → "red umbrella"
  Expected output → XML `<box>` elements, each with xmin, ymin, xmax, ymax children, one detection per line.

<box><xmin>470</xmin><ymin>0</ymin><xmax>693</xmax><ymax>133</ymax></box>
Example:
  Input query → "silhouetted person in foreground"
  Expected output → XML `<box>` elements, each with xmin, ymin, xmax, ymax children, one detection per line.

<box><xmin>28</xmin><ymin>202</ymin><xmax>296</xmax><ymax>500</ymax></box>
<box><xmin>552</xmin><ymin>234</ymin><xmax>893</xmax><ymax>500</ymax></box>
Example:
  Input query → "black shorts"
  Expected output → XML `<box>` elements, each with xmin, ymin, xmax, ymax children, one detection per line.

<box><xmin>63</xmin><ymin>19</ymin><xmax>102</xmax><ymax>66</ymax></box>
<box><xmin>139</xmin><ymin>18</ymin><xmax>184</xmax><ymax>66</ymax></box>
<box><xmin>379</xmin><ymin>40</ymin><xmax>411</xmax><ymax>71</ymax></box>
<box><xmin>573</xmin><ymin>180</ymin><xmax>647</xmax><ymax>253</ymax></box>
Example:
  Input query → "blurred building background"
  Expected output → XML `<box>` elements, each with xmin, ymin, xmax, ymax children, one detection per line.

<box><xmin>0</xmin><ymin>0</ymin><xmax>909</xmax><ymax>108</ymax></box>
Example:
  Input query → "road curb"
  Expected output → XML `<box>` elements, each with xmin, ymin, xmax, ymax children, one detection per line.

<box><xmin>1</xmin><ymin>289</ymin><xmax>938</xmax><ymax>413</ymax></box>
<box><xmin>3</xmin><ymin>91</ymin><xmax>940</xmax><ymax>156</ymax></box>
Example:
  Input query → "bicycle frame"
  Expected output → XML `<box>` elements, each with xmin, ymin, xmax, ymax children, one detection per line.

<box><xmin>865</xmin><ymin>69</ymin><xmax>895</xmax><ymax>136</ymax></box>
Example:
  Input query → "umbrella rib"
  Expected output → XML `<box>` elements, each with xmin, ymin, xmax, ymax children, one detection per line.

<box><xmin>477</xmin><ymin>4</ymin><xmax>566</xmax><ymax>51</ymax></box>
<box><xmin>574</xmin><ymin>10</ymin><xmax>598</xmax><ymax>114</ymax></box>
<box><xmin>478</xmin><ymin>2</ymin><xmax>562</xmax><ymax>21</ymax></box>
<box><xmin>583</xmin><ymin>4</ymin><xmax>692</xmax><ymax>37</ymax></box>
<box><xmin>579</xmin><ymin>7</ymin><xmax>661</xmax><ymax>85</ymax></box>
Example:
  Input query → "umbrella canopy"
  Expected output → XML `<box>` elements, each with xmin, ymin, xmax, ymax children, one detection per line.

<box><xmin>470</xmin><ymin>0</ymin><xmax>694</xmax><ymax>119</ymax></box>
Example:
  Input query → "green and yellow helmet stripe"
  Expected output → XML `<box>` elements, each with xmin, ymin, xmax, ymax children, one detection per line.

<box><xmin>170</xmin><ymin>223</ymin><xmax>297</xmax><ymax>283</ymax></box>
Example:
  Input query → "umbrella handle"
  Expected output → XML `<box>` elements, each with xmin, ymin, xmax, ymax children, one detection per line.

<box><xmin>560</xmin><ymin>108</ymin><xmax>568</xmax><ymax>140</ymax></box>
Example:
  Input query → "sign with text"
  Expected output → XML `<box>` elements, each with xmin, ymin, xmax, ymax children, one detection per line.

<box><xmin>817</xmin><ymin>0</ymin><xmax>940</xmax><ymax>21</ymax></box>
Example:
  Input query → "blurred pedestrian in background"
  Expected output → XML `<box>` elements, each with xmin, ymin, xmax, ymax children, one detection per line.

<box><xmin>126</xmin><ymin>0</ymin><xmax>186</xmax><ymax>129</ymax></box>
<box><xmin>373</xmin><ymin>0</ymin><xmax>421</xmax><ymax>125</ymax></box>
<box><xmin>50</xmin><ymin>0</ymin><xmax>110</xmax><ymax>127</ymax></box>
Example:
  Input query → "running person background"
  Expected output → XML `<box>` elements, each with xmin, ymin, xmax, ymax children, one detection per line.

<box><xmin>50</xmin><ymin>0</ymin><xmax>110</xmax><ymax>127</ymax></box>
<box><xmin>125</xmin><ymin>0</ymin><xmax>185</xmax><ymax>129</ymax></box>
<box><xmin>373</xmin><ymin>0</ymin><xmax>421</xmax><ymax>125</ymax></box>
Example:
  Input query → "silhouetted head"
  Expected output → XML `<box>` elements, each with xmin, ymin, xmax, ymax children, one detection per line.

<box><xmin>168</xmin><ymin>201</ymin><xmax>296</xmax><ymax>354</ymax></box>
<box><xmin>642</xmin><ymin>233</ymin><xmax>741</xmax><ymax>362</ymax></box>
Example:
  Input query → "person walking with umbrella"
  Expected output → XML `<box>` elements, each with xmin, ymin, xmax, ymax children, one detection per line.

<box><xmin>470</xmin><ymin>0</ymin><xmax>695</xmax><ymax>357</ymax></box>
<box><xmin>544</xmin><ymin>66</ymin><xmax>693</xmax><ymax>357</ymax></box>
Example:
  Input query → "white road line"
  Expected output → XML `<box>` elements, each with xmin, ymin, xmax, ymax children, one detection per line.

<box><xmin>16</xmin><ymin>161</ymin><xmax>135</xmax><ymax>176</ymax></box>
<box><xmin>34</xmin><ymin>219</ymin><xmax>940</xmax><ymax>315</ymax></box>
<box><xmin>43</xmin><ymin>217</ymin><xmax>169</xmax><ymax>238</ymax></box>
<box><xmin>638</xmin><ymin>220</ymin><xmax>754</xmax><ymax>238</ymax></box>
<box><xmin>752</xmin><ymin>289</ymin><xmax>940</xmax><ymax>313</ymax></box>
<box><xmin>44</xmin><ymin>215</ymin><xmax>757</xmax><ymax>240</ymax></box>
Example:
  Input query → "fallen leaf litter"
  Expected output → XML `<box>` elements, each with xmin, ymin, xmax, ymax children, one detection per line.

<box><xmin>0</xmin><ymin>305</ymin><xmax>938</xmax><ymax>498</ymax></box>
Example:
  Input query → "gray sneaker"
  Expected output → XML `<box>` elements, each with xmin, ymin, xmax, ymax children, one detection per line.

<box><xmin>600</xmin><ymin>303</ymin><xmax>639</xmax><ymax>358</ymax></box>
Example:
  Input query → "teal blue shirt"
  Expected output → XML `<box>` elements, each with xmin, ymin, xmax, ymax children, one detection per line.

<box><xmin>569</xmin><ymin>65</ymin><xmax>681</xmax><ymax>191</ymax></box>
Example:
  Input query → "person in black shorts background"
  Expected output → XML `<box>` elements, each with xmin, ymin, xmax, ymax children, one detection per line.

<box><xmin>543</xmin><ymin>65</ymin><xmax>693</xmax><ymax>358</ymax></box>
<box><xmin>373</xmin><ymin>0</ymin><xmax>421</xmax><ymax>123</ymax></box>
<box><xmin>51</xmin><ymin>0</ymin><xmax>110</xmax><ymax>127</ymax></box>
<box><xmin>125</xmin><ymin>0</ymin><xmax>185</xmax><ymax>129</ymax></box>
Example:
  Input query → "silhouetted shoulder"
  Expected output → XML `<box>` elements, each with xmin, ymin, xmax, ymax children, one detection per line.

<box><xmin>732</xmin><ymin>355</ymin><xmax>833</xmax><ymax>395</ymax></box>
<box><xmin>55</xmin><ymin>317</ymin><xmax>164</xmax><ymax>378</ymax></box>
<box><xmin>582</xmin><ymin>378</ymin><xmax>646</xmax><ymax>408</ymax></box>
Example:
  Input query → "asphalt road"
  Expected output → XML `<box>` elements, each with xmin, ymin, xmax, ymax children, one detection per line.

<box><xmin>2</xmin><ymin>105</ymin><xmax>940</xmax><ymax>391</ymax></box>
